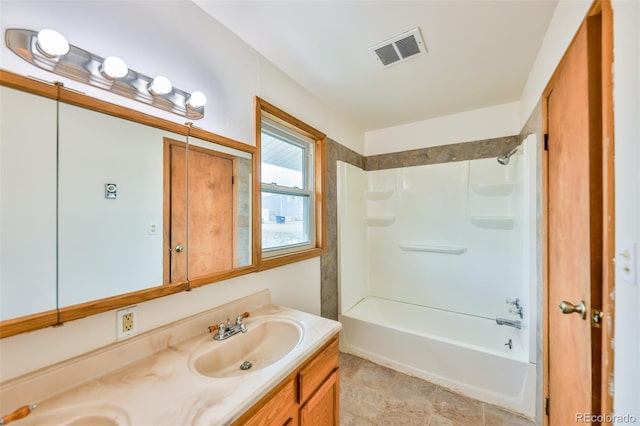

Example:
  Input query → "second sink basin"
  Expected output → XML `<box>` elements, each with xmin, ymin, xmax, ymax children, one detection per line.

<box><xmin>192</xmin><ymin>317</ymin><xmax>304</xmax><ymax>378</ymax></box>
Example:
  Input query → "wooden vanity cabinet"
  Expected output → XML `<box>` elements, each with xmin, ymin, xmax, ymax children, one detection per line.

<box><xmin>233</xmin><ymin>335</ymin><xmax>339</xmax><ymax>426</ymax></box>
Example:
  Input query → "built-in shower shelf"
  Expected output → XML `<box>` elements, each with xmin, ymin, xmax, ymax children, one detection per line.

<box><xmin>398</xmin><ymin>243</ymin><xmax>467</xmax><ymax>254</ymax></box>
<box><xmin>365</xmin><ymin>190</ymin><xmax>394</xmax><ymax>201</ymax></box>
<box><xmin>365</xmin><ymin>216</ymin><xmax>396</xmax><ymax>226</ymax></box>
<box><xmin>471</xmin><ymin>183</ymin><xmax>515</xmax><ymax>196</ymax></box>
<box><xmin>469</xmin><ymin>216</ymin><xmax>515</xmax><ymax>230</ymax></box>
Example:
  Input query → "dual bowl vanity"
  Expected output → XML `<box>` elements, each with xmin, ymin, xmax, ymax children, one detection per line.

<box><xmin>1</xmin><ymin>291</ymin><xmax>342</xmax><ymax>425</ymax></box>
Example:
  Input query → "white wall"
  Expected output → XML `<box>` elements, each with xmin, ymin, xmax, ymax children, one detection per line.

<box><xmin>518</xmin><ymin>1</ymin><xmax>592</xmax><ymax>127</ymax></box>
<box><xmin>364</xmin><ymin>101</ymin><xmax>520</xmax><ymax>156</ymax></box>
<box><xmin>0</xmin><ymin>1</ymin><xmax>364</xmax><ymax>153</ymax></box>
<box><xmin>0</xmin><ymin>0</ymin><xmax>353</xmax><ymax>382</ymax></box>
<box><xmin>612</xmin><ymin>0</ymin><xmax>640</xmax><ymax>420</ymax></box>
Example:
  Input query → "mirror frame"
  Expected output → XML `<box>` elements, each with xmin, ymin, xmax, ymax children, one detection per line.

<box><xmin>0</xmin><ymin>70</ymin><xmax>258</xmax><ymax>338</ymax></box>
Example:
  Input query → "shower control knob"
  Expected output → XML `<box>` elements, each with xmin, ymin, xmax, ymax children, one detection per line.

<box><xmin>559</xmin><ymin>300</ymin><xmax>586</xmax><ymax>320</ymax></box>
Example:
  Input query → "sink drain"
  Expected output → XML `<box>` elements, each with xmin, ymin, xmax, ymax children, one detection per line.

<box><xmin>240</xmin><ymin>361</ymin><xmax>252</xmax><ymax>371</ymax></box>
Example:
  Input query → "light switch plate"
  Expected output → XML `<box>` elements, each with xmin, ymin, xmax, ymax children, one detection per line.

<box><xmin>617</xmin><ymin>241</ymin><xmax>637</xmax><ymax>285</ymax></box>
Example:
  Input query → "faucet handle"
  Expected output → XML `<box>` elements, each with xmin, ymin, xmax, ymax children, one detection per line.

<box><xmin>237</xmin><ymin>311</ymin><xmax>250</xmax><ymax>320</ymax></box>
<box><xmin>204</xmin><ymin>325</ymin><xmax>218</xmax><ymax>334</ymax></box>
<box><xmin>509</xmin><ymin>306</ymin><xmax>524</xmax><ymax>319</ymax></box>
<box><xmin>506</xmin><ymin>298</ymin><xmax>521</xmax><ymax>308</ymax></box>
<box><xmin>235</xmin><ymin>312</ymin><xmax>250</xmax><ymax>324</ymax></box>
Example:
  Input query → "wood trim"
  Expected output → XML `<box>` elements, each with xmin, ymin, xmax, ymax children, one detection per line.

<box><xmin>185</xmin><ymin>142</ymin><xmax>237</xmax><ymax>160</ymax></box>
<box><xmin>254</xmin><ymin>97</ymin><xmax>327</xmax><ymax>272</ymax></box>
<box><xmin>598</xmin><ymin>0</ymin><xmax>615</xmax><ymax>420</ymax></box>
<box><xmin>58</xmin><ymin>282</ymin><xmax>189</xmax><ymax>323</ymax></box>
<box><xmin>315</xmin><ymin>137</ymin><xmax>327</xmax><ymax>251</ymax></box>
<box><xmin>255</xmin><ymin>97</ymin><xmax>326</xmax><ymax>141</ymax></box>
<box><xmin>0</xmin><ymin>70</ymin><xmax>59</xmax><ymax>99</ymax></box>
<box><xmin>188</xmin><ymin>126</ymin><xmax>256</xmax><ymax>155</ymax></box>
<box><xmin>232</xmin><ymin>156</ymin><xmax>239</xmax><ymax>269</ymax></box>
<box><xmin>0</xmin><ymin>310</ymin><xmax>59</xmax><ymax>339</ymax></box>
<box><xmin>163</xmin><ymin>138</ymin><xmax>185</xmax><ymax>285</ymax></box>
<box><xmin>541</xmin><ymin>120</ymin><xmax>550</xmax><ymax>426</ymax></box>
<box><xmin>253</xmin><ymin>97</ymin><xmax>263</xmax><ymax>270</ymax></box>
<box><xmin>259</xmin><ymin>248</ymin><xmax>325</xmax><ymax>272</ymax></box>
<box><xmin>187</xmin><ymin>265</ymin><xmax>256</xmax><ymax>289</ymax></box>
<box><xmin>58</xmin><ymin>88</ymin><xmax>188</xmax><ymax>136</ymax></box>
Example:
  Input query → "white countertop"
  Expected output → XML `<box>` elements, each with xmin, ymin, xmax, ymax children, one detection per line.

<box><xmin>1</xmin><ymin>293</ymin><xmax>342</xmax><ymax>426</ymax></box>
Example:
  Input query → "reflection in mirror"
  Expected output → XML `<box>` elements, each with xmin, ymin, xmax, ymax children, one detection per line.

<box><xmin>186</xmin><ymin>137</ymin><xmax>252</xmax><ymax>282</ymax></box>
<box><xmin>57</xmin><ymin>103</ymin><xmax>187</xmax><ymax>308</ymax></box>
<box><xmin>1</xmin><ymin>72</ymin><xmax>256</xmax><ymax>337</ymax></box>
<box><xmin>0</xmin><ymin>86</ymin><xmax>57</xmax><ymax>321</ymax></box>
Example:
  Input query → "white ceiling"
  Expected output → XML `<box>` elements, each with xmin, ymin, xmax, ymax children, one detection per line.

<box><xmin>194</xmin><ymin>1</ymin><xmax>557</xmax><ymax>132</ymax></box>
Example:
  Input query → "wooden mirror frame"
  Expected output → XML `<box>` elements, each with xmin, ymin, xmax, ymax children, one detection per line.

<box><xmin>0</xmin><ymin>70</ymin><xmax>258</xmax><ymax>338</ymax></box>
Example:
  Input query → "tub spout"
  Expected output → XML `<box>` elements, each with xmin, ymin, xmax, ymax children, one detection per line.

<box><xmin>496</xmin><ymin>318</ymin><xmax>522</xmax><ymax>329</ymax></box>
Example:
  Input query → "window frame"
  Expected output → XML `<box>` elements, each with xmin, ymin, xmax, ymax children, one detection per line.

<box><xmin>255</xmin><ymin>97</ymin><xmax>326</xmax><ymax>270</ymax></box>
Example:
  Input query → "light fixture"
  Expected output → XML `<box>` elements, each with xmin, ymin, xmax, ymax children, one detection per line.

<box><xmin>36</xmin><ymin>29</ymin><xmax>69</xmax><ymax>57</ymax></box>
<box><xmin>100</xmin><ymin>56</ymin><xmax>128</xmax><ymax>80</ymax></box>
<box><xmin>149</xmin><ymin>76</ymin><xmax>172</xmax><ymax>96</ymax></box>
<box><xmin>187</xmin><ymin>91</ymin><xmax>207</xmax><ymax>109</ymax></box>
<box><xmin>5</xmin><ymin>28</ymin><xmax>206</xmax><ymax>119</ymax></box>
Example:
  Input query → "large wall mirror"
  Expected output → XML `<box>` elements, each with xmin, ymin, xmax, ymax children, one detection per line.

<box><xmin>0</xmin><ymin>71</ymin><xmax>256</xmax><ymax>337</ymax></box>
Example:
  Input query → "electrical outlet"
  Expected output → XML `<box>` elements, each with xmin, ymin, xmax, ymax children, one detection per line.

<box><xmin>116</xmin><ymin>306</ymin><xmax>138</xmax><ymax>340</ymax></box>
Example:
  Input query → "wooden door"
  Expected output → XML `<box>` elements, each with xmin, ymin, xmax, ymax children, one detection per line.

<box><xmin>546</xmin><ymin>14</ymin><xmax>603</xmax><ymax>424</ymax></box>
<box><xmin>186</xmin><ymin>145</ymin><xmax>235</xmax><ymax>279</ymax></box>
<box><xmin>164</xmin><ymin>139</ymin><xmax>187</xmax><ymax>284</ymax></box>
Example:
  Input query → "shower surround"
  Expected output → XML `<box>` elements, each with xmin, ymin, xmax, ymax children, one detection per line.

<box><xmin>336</xmin><ymin>136</ymin><xmax>537</xmax><ymax>417</ymax></box>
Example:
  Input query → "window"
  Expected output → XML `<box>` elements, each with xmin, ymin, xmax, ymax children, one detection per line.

<box><xmin>256</xmin><ymin>98</ymin><xmax>326</xmax><ymax>266</ymax></box>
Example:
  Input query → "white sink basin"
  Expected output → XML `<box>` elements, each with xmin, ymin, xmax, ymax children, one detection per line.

<box><xmin>191</xmin><ymin>317</ymin><xmax>304</xmax><ymax>378</ymax></box>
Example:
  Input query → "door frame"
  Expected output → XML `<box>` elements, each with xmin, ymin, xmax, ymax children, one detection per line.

<box><xmin>541</xmin><ymin>0</ymin><xmax>615</xmax><ymax>423</ymax></box>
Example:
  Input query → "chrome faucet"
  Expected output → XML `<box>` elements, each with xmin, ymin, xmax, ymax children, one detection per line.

<box><xmin>205</xmin><ymin>312</ymin><xmax>250</xmax><ymax>340</ymax></box>
<box><xmin>496</xmin><ymin>318</ymin><xmax>523</xmax><ymax>329</ymax></box>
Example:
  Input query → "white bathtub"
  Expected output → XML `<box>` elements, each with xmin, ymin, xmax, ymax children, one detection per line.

<box><xmin>339</xmin><ymin>296</ymin><xmax>536</xmax><ymax>418</ymax></box>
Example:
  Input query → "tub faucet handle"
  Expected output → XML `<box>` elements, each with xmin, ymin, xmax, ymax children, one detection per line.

<box><xmin>509</xmin><ymin>306</ymin><xmax>524</xmax><ymax>319</ymax></box>
<box><xmin>506</xmin><ymin>298</ymin><xmax>520</xmax><ymax>308</ymax></box>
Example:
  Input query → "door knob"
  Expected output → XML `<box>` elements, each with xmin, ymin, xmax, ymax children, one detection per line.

<box><xmin>175</xmin><ymin>245</ymin><xmax>185</xmax><ymax>253</ymax></box>
<box><xmin>559</xmin><ymin>300</ymin><xmax>586</xmax><ymax>319</ymax></box>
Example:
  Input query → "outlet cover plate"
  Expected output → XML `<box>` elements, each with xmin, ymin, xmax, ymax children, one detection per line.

<box><xmin>116</xmin><ymin>306</ymin><xmax>138</xmax><ymax>340</ymax></box>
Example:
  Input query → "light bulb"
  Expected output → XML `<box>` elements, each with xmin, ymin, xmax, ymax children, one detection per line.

<box><xmin>36</xmin><ymin>29</ymin><xmax>70</xmax><ymax>57</ymax></box>
<box><xmin>186</xmin><ymin>91</ymin><xmax>207</xmax><ymax>108</ymax></box>
<box><xmin>100</xmin><ymin>56</ymin><xmax>128</xmax><ymax>79</ymax></box>
<box><xmin>149</xmin><ymin>76</ymin><xmax>172</xmax><ymax>96</ymax></box>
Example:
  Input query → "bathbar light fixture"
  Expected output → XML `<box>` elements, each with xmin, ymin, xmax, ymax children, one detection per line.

<box><xmin>5</xmin><ymin>28</ymin><xmax>206</xmax><ymax>119</ymax></box>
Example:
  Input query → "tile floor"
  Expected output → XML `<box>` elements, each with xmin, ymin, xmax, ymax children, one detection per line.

<box><xmin>339</xmin><ymin>352</ymin><xmax>535</xmax><ymax>426</ymax></box>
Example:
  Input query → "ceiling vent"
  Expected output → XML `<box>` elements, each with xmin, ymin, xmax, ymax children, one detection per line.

<box><xmin>370</xmin><ymin>27</ymin><xmax>427</xmax><ymax>68</ymax></box>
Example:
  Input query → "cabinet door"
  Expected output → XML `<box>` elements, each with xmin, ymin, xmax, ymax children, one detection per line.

<box><xmin>300</xmin><ymin>370</ymin><xmax>339</xmax><ymax>426</ymax></box>
<box><xmin>244</xmin><ymin>379</ymin><xmax>297</xmax><ymax>426</ymax></box>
